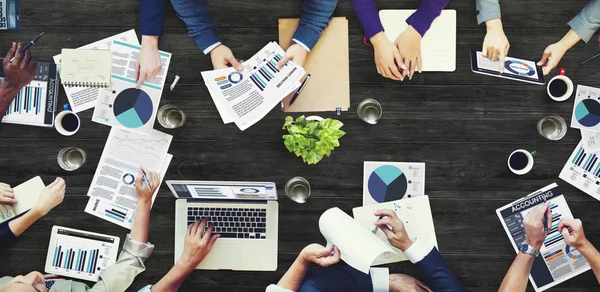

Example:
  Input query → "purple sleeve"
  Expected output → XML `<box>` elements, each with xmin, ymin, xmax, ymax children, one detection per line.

<box><xmin>349</xmin><ymin>0</ymin><xmax>384</xmax><ymax>39</ymax></box>
<box><xmin>0</xmin><ymin>221</ymin><xmax>16</xmax><ymax>246</ymax></box>
<box><xmin>406</xmin><ymin>0</ymin><xmax>450</xmax><ymax>36</ymax></box>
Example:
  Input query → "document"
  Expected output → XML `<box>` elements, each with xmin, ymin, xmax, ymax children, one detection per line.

<box><xmin>571</xmin><ymin>85</ymin><xmax>600</xmax><ymax>133</ymax></box>
<box><xmin>581</xmin><ymin>130</ymin><xmax>600</xmax><ymax>153</ymax></box>
<box><xmin>559</xmin><ymin>140</ymin><xmax>600</xmax><ymax>201</ymax></box>
<box><xmin>353</xmin><ymin>196</ymin><xmax>437</xmax><ymax>264</ymax></box>
<box><xmin>496</xmin><ymin>183</ymin><xmax>590</xmax><ymax>292</ymax></box>
<box><xmin>319</xmin><ymin>207</ymin><xmax>396</xmax><ymax>273</ymax></box>
<box><xmin>53</xmin><ymin>29</ymin><xmax>139</xmax><ymax>113</ymax></box>
<box><xmin>0</xmin><ymin>176</ymin><xmax>45</xmax><ymax>223</ymax></box>
<box><xmin>85</xmin><ymin>128</ymin><xmax>172</xmax><ymax>229</ymax></box>
<box><xmin>363</xmin><ymin>161</ymin><xmax>426</xmax><ymax>206</ymax></box>
<box><xmin>92</xmin><ymin>40</ymin><xmax>172</xmax><ymax>135</ymax></box>
<box><xmin>202</xmin><ymin>42</ymin><xmax>304</xmax><ymax>130</ymax></box>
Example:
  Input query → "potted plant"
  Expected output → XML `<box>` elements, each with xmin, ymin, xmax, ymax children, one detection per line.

<box><xmin>282</xmin><ymin>115</ymin><xmax>346</xmax><ymax>164</ymax></box>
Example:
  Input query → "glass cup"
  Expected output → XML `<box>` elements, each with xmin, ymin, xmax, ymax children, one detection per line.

<box><xmin>537</xmin><ymin>116</ymin><xmax>567</xmax><ymax>140</ymax></box>
<box><xmin>157</xmin><ymin>105</ymin><xmax>186</xmax><ymax>129</ymax></box>
<box><xmin>57</xmin><ymin>147</ymin><xmax>87</xmax><ymax>171</ymax></box>
<box><xmin>357</xmin><ymin>99</ymin><xmax>382</xmax><ymax>124</ymax></box>
<box><xmin>285</xmin><ymin>177</ymin><xmax>311</xmax><ymax>203</ymax></box>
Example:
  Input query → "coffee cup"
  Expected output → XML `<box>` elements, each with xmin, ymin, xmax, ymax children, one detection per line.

<box><xmin>55</xmin><ymin>108</ymin><xmax>81</xmax><ymax>136</ymax></box>
<box><xmin>547</xmin><ymin>68</ymin><xmax>573</xmax><ymax>102</ymax></box>
<box><xmin>508</xmin><ymin>149</ymin><xmax>536</xmax><ymax>175</ymax></box>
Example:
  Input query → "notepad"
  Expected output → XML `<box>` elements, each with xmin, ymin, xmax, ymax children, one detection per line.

<box><xmin>0</xmin><ymin>176</ymin><xmax>45</xmax><ymax>223</ymax></box>
<box><xmin>60</xmin><ymin>49</ymin><xmax>112</xmax><ymax>87</ymax></box>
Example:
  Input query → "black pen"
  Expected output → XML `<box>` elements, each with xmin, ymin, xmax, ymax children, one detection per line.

<box><xmin>10</xmin><ymin>32</ymin><xmax>44</xmax><ymax>62</ymax></box>
<box><xmin>289</xmin><ymin>74</ymin><xmax>311</xmax><ymax>106</ymax></box>
<box><xmin>580</xmin><ymin>51</ymin><xmax>600</xmax><ymax>64</ymax></box>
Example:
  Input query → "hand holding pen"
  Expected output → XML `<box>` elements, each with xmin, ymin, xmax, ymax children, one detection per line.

<box><xmin>135</xmin><ymin>167</ymin><xmax>160</xmax><ymax>203</ymax></box>
<box><xmin>373</xmin><ymin>209</ymin><xmax>413</xmax><ymax>251</ymax></box>
<box><xmin>10</xmin><ymin>32</ymin><xmax>43</xmax><ymax>63</ymax></box>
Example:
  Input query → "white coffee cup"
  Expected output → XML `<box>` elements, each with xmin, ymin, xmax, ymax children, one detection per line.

<box><xmin>547</xmin><ymin>69</ymin><xmax>573</xmax><ymax>102</ymax></box>
<box><xmin>55</xmin><ymin>110</ymin><xmax>81</xmax><ymax>136</ymax></box>
<box><xmin>508</xmin><ymin>149</ymin><xmax>536</xmax><ymax>175</ymax></box>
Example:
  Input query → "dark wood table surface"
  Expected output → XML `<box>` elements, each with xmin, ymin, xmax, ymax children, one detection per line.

<box><xmin>1</xmin><ymin>0</ymin><xmax>600</xmax><ymax>291</ymax></box>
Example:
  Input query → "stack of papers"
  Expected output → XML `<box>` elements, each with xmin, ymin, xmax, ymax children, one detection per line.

<box><xmin>202</xmin><ymin>42</ymin><xmax>305</xmax><ymax>130</ymax></box>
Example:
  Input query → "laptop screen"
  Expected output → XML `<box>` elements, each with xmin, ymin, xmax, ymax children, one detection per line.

<box><xmin>168</xmin><ymin>181</ymin><xmax>278</xmax><ymax>200</ymax></box>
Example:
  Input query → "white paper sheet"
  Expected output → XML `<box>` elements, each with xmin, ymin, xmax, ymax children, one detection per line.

<box><xmin>581</xmin><ymin>130</ymin><xmax>600</xmax><ymax>153</ymax></box>
<box><xmin>319</xmin><ymin>207</ymin><xmax>396</xmax><ymax>273</ymax></box>
<box><xmin>53</xmin><ymin>29</ymin><xmax>139</xmax><ymax>113</ymax></box>
<box><xmin>571</xmin><ymin>85</ymin><xmax>600</xmax><ymax>132</ymax></box>
<box><xmin>363</xmin><ymin>161</ymin><xmax>426</xmax><ymax>206</ymax></box>
<box><xmin>559</xmin><ymin>140</ymin><xmax>600</xmax><ymax>201</ymax></box>
<box><xmin>353</xmin><ymin>196</ymin><xmax>437</xmax><ymax>264</ymax></box>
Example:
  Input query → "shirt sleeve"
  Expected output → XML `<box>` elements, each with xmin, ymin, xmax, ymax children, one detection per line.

<box><xmin>265</xmin><ymin>284</ymin><xmax>293</xmax><ymax>292</ymax></box>
<box><xmin>475</xmin><ymin>0</ymin><xmax>501</xmax><ymax>25</ymax></box>
<box><xmin>87</xmin><ymin>234</ymin><xmax>155</xmax><ymax>292</ymax></box>
<box><xmin>568</xmin><ymin>0</ymin><xmax>600</xmax><ymax>43</ymax></box>
<box><xmin>349</xmin><ymin>0</ymin><xmax>384</xmax><ymax>39</ymax></box>
<box><xmin>370</xmin><ymin>267</ymin><xmax>389</xmax><ymax>292</ymax></box>
<box><xmin>0</xmin><ymin>220</ymin><xmax>16</xmax><ymax>246</ymax></box>
<box><xmin>140</xmin><ymin>0</ymin><xmax>165</xmax><ymax>36</ymax></box>
<box><xmin>170</xmin><ymin>0</ymin><xmax>222</xmax><ymax>54</ymax></box>
<box><xmin>138</xmin><ymin>284</ymin><xmax>153</xmax><ymax>292</ymax></box>
<box><xmin>291</xmin><ymin>0</ymin><xmax>338</xmax><ymax>51</ymax></box>
<box><xmin>406</xmin><ymin>0</ymin><xmax>451</xmax><ymax>37</ymax></box>
<box><xmin>408</xmin><ymin>242</ymin><xmax>467</xmax><ymax>292</ymax></box>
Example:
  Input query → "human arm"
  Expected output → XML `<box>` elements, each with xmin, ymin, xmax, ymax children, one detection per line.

<box><xmin>499</xmin><ymin>202</ymin><xmax>551</xmax><ymax>292</ymax></box>
<box><xmin>559</xmin><ymin>218</ymin><xmax>600</xmax><ymax>284</ymax></box>
<box><xmin>374</xmin><ymin>209</ymin><xmax>465</xmax><ymax>291</ymax></box>
<box><xmin>567</xmin><ymin>0</ymin><xmax>600</xmax><ymax>43</ymax></box>
<box><xmin>273</xmin><ymin>244</ymin><xmax>340</xmax><ymax>291</ymax></box>
<box><xmin>475</xmin><ymin>0</ymin><xmax>501</xmax><ymax>25</ymax></box>
<box><xmin>481</xmin><ymin>18</ymin><xmax>510</xmax><ymax>72</ymax></box>
<box><xmin>0</xmin><ymin>183</ymin><xmax>17</xmax><ymax>205</ymax></box>
<box><xmin>137</xmin><ymin>0</ymin><xmax>166</xmax><ymax>87</ymax></box>
<box><xmin>130</xmin><ymin>168</ymin><xmax>159</xmax><ymax>243</ymax></box>
<box><xmin>1</xmin><ymin>42</ymin><xmax>36</xmax><ymax>117</ymax></box>
<box><xmin>537</xmin><ymin>29</ymin><xmax>581</xmax><ymax>75</ymax></box>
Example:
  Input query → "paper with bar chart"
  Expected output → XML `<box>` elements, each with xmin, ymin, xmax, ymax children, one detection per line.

<box><xmin>496</xmin><ymin>183</ymin><xmax>590</xmax><ymax>292</ymax></box>
<box><xmin>45</xmin><ymin>226</ymin><xmax>120</xmax><ymax>282</ymax></box>
<box><xmin>363</xmin><ymin>161</ymin><xmax>425</xmax><ymax>206</ymax></box>
<box><xmin>85</xmin><ymin>128</ymin><xmax>172</xmax><ymax>229</ymax></box>
<box><xmin>202</xmin><ymin>42</ymin><xmax>304</xmax><ymax>130</ymax></box>
<box><xmin>559</xmin><ymin>141</ymin><xmax>600</xmax><ymax>201</ymax></box>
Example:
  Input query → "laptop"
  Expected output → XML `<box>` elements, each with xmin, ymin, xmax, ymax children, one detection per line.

<box><xmin>379</xmin><ymin>9</ymin><xmax>456</xmax><ymax>72</ymax></box>
<box><xmin>167</xmin><ymin>180</ymin><xmax>279</xmax><ymax>271</ymax></box>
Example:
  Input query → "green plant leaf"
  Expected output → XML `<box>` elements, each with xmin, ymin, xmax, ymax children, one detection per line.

<box><xmin>282</xmin><ymin>116</ymin><xmax>344</xmax><ymax>164</ymax></box>
<box><xmin>283</xmin><ymin>116</ymin><xmax>294</xmax><ymax>129</ymax></box>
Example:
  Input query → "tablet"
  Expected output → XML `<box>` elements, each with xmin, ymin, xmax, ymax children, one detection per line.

<box><xmin>45</xmin><ymin>226</ymin><xmax>120</xmax><ymax>282</ymax></box>
<box><xmin>470</xmin><ymin>49</ymin><xmax>545</xmax><ymax>85</ymax></box>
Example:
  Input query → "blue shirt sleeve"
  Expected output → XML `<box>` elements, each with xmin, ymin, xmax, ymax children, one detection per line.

<box><xmin>292</xmin><ymin>0</ymin><xmax>339</xmax><ymax>51</ymax></box>
<box><xmin>568</xmin><ymin>0</ymin><xmax>600</xmax><ymax>43</ymax></box>
<box><xmin>0</xmin><ymin>221</ymin><xmax>16</xmax><ymax>246</ymax></box>
<box><xmin>140</xmin><ymin>0</ymin><xmax>165</xmax><ymax>36</ymax></box>
<box><xmin>414</xmin><ymin>247</ymin><xmax>467</xmax><ymax>292</ymax></box>
<box><xmin>170</xmin><ymin>0</ymin><xmax>222</xmax><ymax>54</ymax></box>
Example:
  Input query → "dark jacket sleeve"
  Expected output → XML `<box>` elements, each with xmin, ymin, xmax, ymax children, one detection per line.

<box><xmin>141</xmin><ymin>0</ymin><xmax>165</xmax><ymax>36</ymax></box>
<box><xmin>0</xmin><ymin>221</ymin><xmax>16</xmax><ymax>246</ymax></box>
<box><xmin>292</xmin><ymin>0</ymin><xmax>339</xmax><ymax>50</ymax></box>
<box><xmin>414</xmin><ymin>247</ymin><xmax>467</xmax><ymax>292</ymax></box>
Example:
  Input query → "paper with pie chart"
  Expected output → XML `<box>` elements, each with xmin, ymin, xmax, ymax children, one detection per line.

<box><xmin>92</xmin><ymin>40</ymin><xmax>171</xmax><ymax>134</ymax></box>
<box><xmin>363</xmin><ymin>161</ymin><xmax>425</xmax><ymax>206</ymax></box>
<box><xmin>571</xmin><ymin>85</ymin><xmax>600</xmax><ymax>132</ymax></box>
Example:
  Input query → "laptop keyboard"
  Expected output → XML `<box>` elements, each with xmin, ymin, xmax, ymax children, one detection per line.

<box><xmin>187</xmin><ymin>207</ymin><xmax>267</xmax><ymax>239</ymax></box>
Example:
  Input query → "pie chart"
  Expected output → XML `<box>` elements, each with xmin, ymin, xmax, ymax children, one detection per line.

<box><xmin>504</xmin><ymin>60</ymin><xmax>535</xmax><ymax>77</ymax></box>
<box><xmin>368</xmin><ymin>165</ymin><xmax>408</xmax><ymax>203</ymax></box>
<box><xmin>113</xmin><ymin>88</ymin><xmax>153</xmax><ymax>128</ymax></box>
<box><xmin>575</xmin><ymin>99</ymin><xmax>600</xmax><ymax>127</ymax></box>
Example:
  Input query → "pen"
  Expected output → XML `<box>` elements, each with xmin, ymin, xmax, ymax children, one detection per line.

<box><xmin>372</xmin><ymin>215</ymin><xmax>384</xmax><ymax>234</ymax></box>
<box><xmin>10</xmin><ymin>32</ymin><xmax>44</xmax><ymax>63</ymax></box>
<box><xmin>289</xmin><ymin>74</ymin><xmax>311</xmax><ymax>106</ymax></box>
<box><xmin>580</xmin><ymin>51</ymin><xmax>600</xmax><ymax>64</ymax></box>
<box><xmin>140</xmin><ymin>169</ymin><xmax>152</xmax><ymax>191</ymax></box>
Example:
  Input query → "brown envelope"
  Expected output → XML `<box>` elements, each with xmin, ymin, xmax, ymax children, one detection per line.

<box><xmin>278</xmin><ymin>17</ymin><xmax>350</xmax><ymax>113</ymax></box>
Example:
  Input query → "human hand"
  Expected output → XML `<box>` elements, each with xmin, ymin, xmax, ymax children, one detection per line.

<box><xmin>31</xmin><ymin>178</ymin><xmax>65</xmax><ymax>217</ymax></box>
<box><xmin>538</xmin><ymin>42</ymin><xmax>568</xmax><ymax>75</ymax></box>
<box><xmin>276</xmin><ymin>43</ymin><xmax>308</xmax><ymax>69</ymax></box>
<box><xmin>371</xmin><ymin>32</ymin><xmax>405</xmax><ymax>81</ymax></box>
<box><xmin>482</xmin><ymin>19</ymin><xmax>510</xmax><ymax>73</ymax></box>
<box><xmin>178</xmin><ymin>218</ymin><xmax>220</xmax><ymax>269</ymax></box>
<box><xmin>559</xmin><ymin>218</ymin><xmax>590</xmax><ymax>249</ymax></box>
<box><xmin>134</xmin><ymin>168</ymin><xmax>160</xmax><ymax>203</ymax></box>
<box><xmin>210</xmin><ymin>44</ymin><xmax>243</xmax><ymax>71</ymax></box>
<box><xmin>374</xmin><ymin>209</ymin><xmax>413</xmax><ymax>251</ymax></box>
<box><xmin>3</xmin><ymin>42</ymin><xmax>36</xmax><ymax>91</ymax></box>
<box><xmin>394</xmin><ymin>26</ymin><xmax>422</xmax><ymax>80</ymax></box>
<box><xmin>524</xmin><ymin>202</ymin><xmax>551</xmax><ymax>250</ymax></box>
<box><xmin>389</xmin><ymin>273</ymin><xmax>432</xmax><ymax>292</ymax></box>
<box><xmin>0</xmin><ymin>183</ymin><xmax>17</xmax><ymax>205</ymax></box>
<box><xmin>300</xmin><ymin>244</ymin><xmax>341</xmax><ymax>267</ymax></box>
<box><xmin>136</xmin><ymin>36</ymin><xmax>162</xmax><ymax>88</ymax></box>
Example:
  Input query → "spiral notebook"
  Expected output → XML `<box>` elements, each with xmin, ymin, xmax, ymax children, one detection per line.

<box><xmin>60</xmin><ymin>49</ymin><xmax>112</xmax><ymax>87</ymax></box>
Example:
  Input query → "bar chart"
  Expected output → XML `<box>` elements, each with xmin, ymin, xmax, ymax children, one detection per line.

<box><xmin>559</xmin><ymin>141</ymin><xmax>600</xmax><ymax>200</ymax></box>
<box><xmin>543</xmin><ymin>203</ymin><xmax>563</xmax><ymax>248</ymax></box>
<box><xmin>249</xmin><ymin>53</ymin><xmax>283</xmax><ymax>91</ymax></box>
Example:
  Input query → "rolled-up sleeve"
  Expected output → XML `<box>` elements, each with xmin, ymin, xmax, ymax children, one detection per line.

<box><xmin>265</xmin><ymin>284</ymin><xmax>293</xmax><ymax>292</ymax></box>
<box><xmin>88</xmin><ymin>234</ymin><xmax>154</xmax><ymax>292</ymax></box>
<box><xmin>568</xmin><ymin>0</ymin><xmax>600</xmax><ymax>43</ymax></box>
<box><xmin>475</xmin><ymin>0</ymin><xmax>501</xmax><ymax>25</ymax></box>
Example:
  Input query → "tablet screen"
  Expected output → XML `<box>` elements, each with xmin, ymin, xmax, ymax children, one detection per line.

<box><xmin>476</xmin><ymin>51</ymin><xmax>540</xmax><ymax>80</ymax></box>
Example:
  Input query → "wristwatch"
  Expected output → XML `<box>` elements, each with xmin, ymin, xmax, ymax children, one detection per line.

<box><xmin>521</xmin><ymin>243</ymin><xmax>540</xmax><ymax>257</ymax></box>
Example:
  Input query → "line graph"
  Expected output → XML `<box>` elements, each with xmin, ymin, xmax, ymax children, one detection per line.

<box><xmin>104</xmin><ymin>128</ymin><xmax>172</xmax><ymax>170</ymax></box>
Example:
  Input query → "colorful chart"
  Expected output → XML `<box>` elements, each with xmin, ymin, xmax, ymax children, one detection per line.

<box><xmin>112</xmin><ymin>88</ymin><xmax>153</xmax><ymax>128</ymax></box>
<box><xmin>122</xmin><ymin>173</ymin><xmax>135</xmax><ymax>185</ymax></box>
<box><xmin>566</xmin><ymin>245</ymin><xmax>584</xmax><ymax>260</ymax></box>
<box><xmin>367</xmin><ymin>165</ymin><xmax>408</xmax><ymax>203</ymax></box>
<box><xmin>504</xmin><ymin>60</ymin><xmax>536</xmax><ymax>76</ymax></box>
<box><xmin>575</xmin><ymin>99</ymin><xmax>600</xmax><ymax>127</ymax></box>
<box><xmin>228</xmin><ymin>72</ymin><xmax>243</xmax><ymax>84</ymax></box>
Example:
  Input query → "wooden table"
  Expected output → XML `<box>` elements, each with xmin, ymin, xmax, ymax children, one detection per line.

<box><xmin>1</xmin><ymin>0</ymin><xmax>599</xmax><ymax>291</ymax></box>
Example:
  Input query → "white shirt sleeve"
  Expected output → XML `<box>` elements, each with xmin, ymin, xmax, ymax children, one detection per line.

<box><xmin>291</xmin><ymin>38</ymin><xmax>311</xmax><ymax>52</ymax></box>
<box><xmin>265</xmin><ymin>284</ymin><xmax>293</xmax><ymax>292</ymax></box>
<box><xmin>403</xmin><ymin>239</ymin><xmax>435</xmax><ymax>264</ymax></box>
<box><xmin>370</xmin><ymin>267</ymin><xmax>390</xmax><ymax>292</ymax></box>
<box><xmin>203</xmin><ymin>42</ymin><xmax>222</xmax><ymax>55</ymax></box>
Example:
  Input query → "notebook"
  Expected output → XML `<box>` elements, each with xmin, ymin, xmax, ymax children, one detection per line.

<box><xmin>278</xmin><ymin>17</ymin><xmax>350</xmax><ymax>112</ymax></box>
<box><xmin>379</xmin><ymin>10</ymin><xmax>456</xmax><ymax>72</ymax></box>
<box><xmin>0</xmin><ymin>176</ymin><xmax>45</xmax><ymax>223</ymax></box>
<box><xmin>60</xmin><ymin>49</ymin><xmax>112</xmax><ymax>87</ymax></box>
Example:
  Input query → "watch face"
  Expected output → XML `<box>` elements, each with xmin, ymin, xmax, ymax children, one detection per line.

<box><xmin>521</xmin><ymin>243</ymin><xmax>529</xmax><ymax>252</ymax></box>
